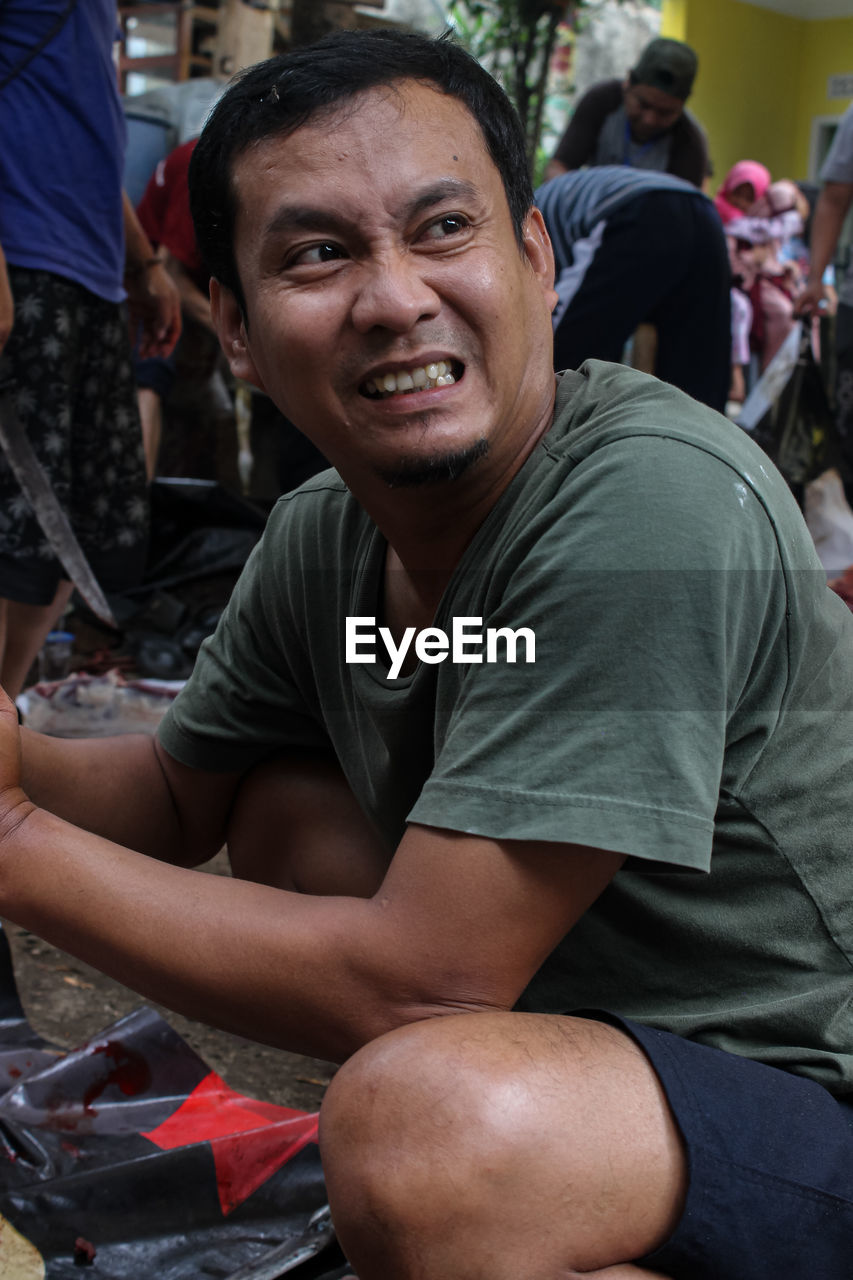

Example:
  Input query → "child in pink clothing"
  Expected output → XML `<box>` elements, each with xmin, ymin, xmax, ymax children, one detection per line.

<box><xmin>714</xmin><ymin>161</ymin><xmax>772</xmax><ymax>406</ymax></box>
<box><xmin>714</xmin><ymin>159</ymin><xmax>771</xmax><ymax>226</ymax></box>
<box><xmin>728</xmin><ymin>180</ymin><xmax>810</xmax><ymax>373</ymax></box>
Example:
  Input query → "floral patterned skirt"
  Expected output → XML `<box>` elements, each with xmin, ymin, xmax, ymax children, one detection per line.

<box><xmin>0</xmin><ymin>268</ymin><xmax>148</xmax><ymax>604</ymax></box>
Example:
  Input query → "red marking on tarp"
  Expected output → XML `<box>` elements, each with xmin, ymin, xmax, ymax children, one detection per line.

<box><xmin>142</xmin><ymin>1071</ymin><xmax>319</xmax><ymax>1215</ymax></box>
<box><xmin>74</xmin><ymin>1235</ymin><xmax>96</xmax><ymax>1265</ymax></box>
<box><xmin>82</xmin><ymin>1041</ymin><xmax>152</xmax><ymax>1114</ymax></box>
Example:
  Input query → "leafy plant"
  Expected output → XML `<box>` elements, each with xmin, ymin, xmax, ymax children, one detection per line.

<box><xmin>449</xmin><ymin>0</ymin><xmax>643</xmax><ymax>181</ymax></box>
<box><xmin>448</xmin><ymin>0</ymin><xmax>579</xmax><ymax>177</ymax></box>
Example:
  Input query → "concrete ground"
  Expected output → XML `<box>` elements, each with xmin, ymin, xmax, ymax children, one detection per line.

<box><xmin>0</xmin><ymin>849</ymin><xmax>334</xmax><ymax>1115</ymax></box>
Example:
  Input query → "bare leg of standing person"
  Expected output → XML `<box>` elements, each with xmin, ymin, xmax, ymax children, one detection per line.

<box><xmin>0</xmin><ymin>579</ymin><xmax>74</xmax><ymax>698</ymax></box>
<box><xmin>137</xmin><ymin>386</ymin><xmax>163</xmax><ymax>481</ymax></box>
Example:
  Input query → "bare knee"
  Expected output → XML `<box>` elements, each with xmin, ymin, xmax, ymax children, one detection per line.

<box><xmin>321</xmin><ymin>1012</ymin><xmax>632</xmax><ymax>1196</ymax></box>
<box><xmin>319</xmin><ymin>1016</ymin><xmax>491</xmax><ymax>1256</ymax></box>
<box><xmin>320</xmin><ymin>1013</ymin><xmax>686</xmax><ymax>1277</ymax></box>
<box><xmin>321</xmin><ymin>1015</ymin><xmax>482</xmax><ymax>1172</ymax></box>
<box><xmin>226</xmin><ymin>751</ymin><xmax>388</xmax><ymax>893</ymax></box>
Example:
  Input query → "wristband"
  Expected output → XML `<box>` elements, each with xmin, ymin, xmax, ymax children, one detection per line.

<box><xmin>124</xmin><ymin>252</ymin><xmax>165</xmax><ymax>278</ymax></box>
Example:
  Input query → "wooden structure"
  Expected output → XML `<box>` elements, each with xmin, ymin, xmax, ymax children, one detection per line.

<box><xmin>117</xmin><ymin>1</ymin><xmax>290</xmax><ymax>93</ymax></box>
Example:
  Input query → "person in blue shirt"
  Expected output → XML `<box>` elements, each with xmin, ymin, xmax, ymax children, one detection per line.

<box><xmin>536</xmin><ymin>165</ymin><xmax>731</xmax><ymax>411</ymax></box>
<box><xmin>0</xmin><ymin>0</ymin><xmax>180</xmax><ymax>696</ymax></box>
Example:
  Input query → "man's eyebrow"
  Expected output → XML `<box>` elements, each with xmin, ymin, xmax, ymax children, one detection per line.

<box><xmin>400</xmin><ymin>178</ymin><xmax>481</xmax><ymax>221</ymax></box>
<box><xmin>263</xmin><ymin>178</ymin><xmax>482</xmax><ymax>239</ymax></box>
<box><xmin>263</xmin><ymin>204</ymin><xmax>354</xmax><ymax>239</ymax></box>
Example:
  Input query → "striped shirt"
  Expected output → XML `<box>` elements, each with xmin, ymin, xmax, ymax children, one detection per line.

<box><xmin>535</xmin><ymin>166</ymin><xmax>711</xmax><ymax>272</ymax></box>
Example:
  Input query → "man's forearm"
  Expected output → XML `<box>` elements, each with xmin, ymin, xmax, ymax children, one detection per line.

<box><xmin>20</xmin><ymin>730</ymin><xmax>222</xmax><ymax>865</ymax></box>
<box><xmin>0</xmin><ymin>801</ymin><xmax>419</xmax><ymax>1062</ymax></box>
<box><xmin>171</xmin><ymin>258</ymin><xmax>215</xmax><ymax>334</ymax></box>
<box><xmin>805</xmin><ymin>183</ymin><xmax>853</xmax><ymax>286</ymax></box>
<box><xmin>123</xmin><ymin>189</ymin><xmax>159</xmax><ymax>274</ymax></box>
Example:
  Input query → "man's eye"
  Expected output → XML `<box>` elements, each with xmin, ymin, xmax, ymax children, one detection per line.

<box><xmin>423</xmin><ymin>214</ymin><xmax>469</xmax><ymax>241</ymax></box>
<box><xmin>291</xmin><ymin>243</ymin><xmax>345</xmax><ymax>266</ymax></box>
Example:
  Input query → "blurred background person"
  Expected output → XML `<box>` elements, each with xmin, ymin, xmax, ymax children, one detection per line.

<box><xmin>133</xmin><ymin>135</ymin><xmax>328</xmax><ymax>502</ymax></box>
<box><xmin>714</xmin><ymin>159</ymin><xmax>771</xmax><ymax>225</ymax></box>
<box><xmin>133</xmin><ymin>136</ymin><xmax>224</xmax><ymax>483</ymax></box>
<box><xmin>544</xmin><ymin>37</ymin><xmax>710</xmax><ymax>189</ymax></box>
<box><xmin>0</xmin><ymin>0</ymin><xmax>180</xmax><ymax>697</ymax></box>
<box><xmin>728</xmin><ymin>180</ymin><xmax>811</xmax><ymax>374</ymax></box>
<box><xmin>715</xmin><ymin>160</ymin><xmax>771</xmax><ymax>406</ymax></box>
<box><xmin>796</xmin><ymin>101</ymin><xmax>853</xmax><ymax>485</ymax></box>
<box><xmin>536</xmin><ymin>165</ymin><xmax>731</xmax><ymax>413</ymax></box>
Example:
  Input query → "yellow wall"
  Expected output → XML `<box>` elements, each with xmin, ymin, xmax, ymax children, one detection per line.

<box><xmin>660</xmin><ymin>0</ymin><xmax>687</xmax><ymax>42</ymax></box>
<box><xmin>659</xmin><ymin>0</ymin><xmax>853</xmax><ymax>185</ymax></box>
<box><xmin>794</xmin><ymin>18</ymin><xmax>853</xmax><ymax>178</ymax></box>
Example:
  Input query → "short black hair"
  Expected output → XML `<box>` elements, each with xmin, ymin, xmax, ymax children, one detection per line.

<box><xmin>189</xmin><ymin>29</ymin><xmax>533</xmax><ymax>313</ymax></box>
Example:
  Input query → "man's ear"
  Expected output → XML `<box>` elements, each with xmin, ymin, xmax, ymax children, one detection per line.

<box><xmin>523</xmin><ymin>207</ymin><xmax>559</xmax><ymax>315</ymax></box>
<box><xmin>209</xmin><ymin>278</ymin><xmax>267</xmax><ymax>392</ymax></box>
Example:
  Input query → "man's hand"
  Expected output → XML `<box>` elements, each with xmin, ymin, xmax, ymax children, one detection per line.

<box><xmin>126</xmin><ymin>256</ymin><xmax>182</xmax><ymax>359</ymax></box>
<box><xmin>0</xmin><ymin>246</ymin><xmax>14</xmax><ymax>355</ymax></box>
<box><xmin>795</xmin><ymin>278</ymin><xmax>835</xmax><ymax>317</ymax></box>
<box><xmin>795</xmin><ymin>181</ymin><xmax>853</xmax><ymax>318</ymax></box>
<box><xmin>0</xmin><ymin>686</ymin><xmax>34</xmax><ymax>846</ymax></box>
<box><xmin>122</xmin><ymin>188</ymin><xmax>182</xmax><ymax>359</ymax></box>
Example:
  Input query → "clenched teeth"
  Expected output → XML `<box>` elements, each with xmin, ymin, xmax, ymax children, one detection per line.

<box><xmin>362</xmin><ymin>360</ymin><xmax>458</xmax><ymax>398</ymax></box>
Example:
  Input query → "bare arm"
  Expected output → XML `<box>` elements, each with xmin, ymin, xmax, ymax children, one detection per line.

<box><xmin>169</xmin><ymin>256</ymin><xmax>215</xmax><ymax>335</ymax></box>
<box><xmin>20</xmin><ymin>727</ymin><xmax>242</xmax><ymax>866</ymax></box>
<box><xmin>795</xmin><ymin>180</ymin><xmax>853</xmax><ymax>314</ymax></box>
<box><xmin>5</xmin><ymin>699</ymin><xmax>623</xmax><ymax>1063</ymax></box>
<box><xmin>548</xmin><ymin>83</ymin><xmax>613</xmax><ymax>176</ymax></box>
<box><xmin>542</xmin><ymin>158</ymin><xmax>568</xmax><ymax>183</ymax></box>
<box><xmin>0</xmin><ymin>244</ymin><xmax>13</xmax><ymax>354</ymax></box>
<box><xmin>123</xmin><ymin>190</ymin><xmax>182</xmax><ymax>357</ymax></box>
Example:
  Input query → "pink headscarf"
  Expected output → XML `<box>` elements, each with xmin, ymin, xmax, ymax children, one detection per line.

<box><xmin>714</xmin><ymin>160</ymin><xmax>772</xmax><ymax>225</ymax></box>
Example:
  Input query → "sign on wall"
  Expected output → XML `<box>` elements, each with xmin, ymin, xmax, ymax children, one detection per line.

<box><xmin>828</xmin><ymin>73</ymin><xmax>853</xmax><ymax>100</ymax></box>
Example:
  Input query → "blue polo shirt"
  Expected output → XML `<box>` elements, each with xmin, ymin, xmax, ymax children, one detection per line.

<box><xmin>0</xmin><ymin>0</ymin><xmax>127</xmax><ymax>302</ymax></box>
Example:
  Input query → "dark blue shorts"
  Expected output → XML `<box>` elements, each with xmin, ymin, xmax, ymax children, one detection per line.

<box><xmin>593</xmin><ymin>1013</ymin><xmax>853</xmax><ymax>1279</ymax></box>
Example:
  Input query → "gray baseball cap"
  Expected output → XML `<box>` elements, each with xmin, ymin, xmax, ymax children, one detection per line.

<box><xmin>630</xmin><ymin>38</ymin><xmax>698</xmax><ymax>101</ymax></box>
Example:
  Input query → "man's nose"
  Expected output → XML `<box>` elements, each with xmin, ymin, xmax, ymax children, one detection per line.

<box><xmin>350</xmin><ymin>255</ymin><xmax>441</xmax><ymax>334</ymax></box>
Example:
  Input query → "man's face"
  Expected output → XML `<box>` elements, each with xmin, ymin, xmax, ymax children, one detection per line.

<box><xmin>213</xmin><ymin>81</ymin><xmax>557</xmax><ymax>495</ymax></box>
<box><xmin>622</xmin><ymin>81</ymin><xmax>684</xmax><ymax>143</ymax></box>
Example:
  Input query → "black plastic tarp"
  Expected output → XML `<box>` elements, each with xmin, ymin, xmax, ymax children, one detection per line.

<box><xmin>0</xmin><ymin>927</ymin><xmax>348</xmax><ymax>1278</ymax></box>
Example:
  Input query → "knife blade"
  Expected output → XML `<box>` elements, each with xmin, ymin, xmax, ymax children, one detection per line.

<box><xmin>222</xmin><ymin>1206</ymin><xmax>335</xmax><ymax>1279</ymax></box>
<box><xmin>0</xmin><ymin>381</ymin><xmax>117</xmax><ymax>629</ymax></box>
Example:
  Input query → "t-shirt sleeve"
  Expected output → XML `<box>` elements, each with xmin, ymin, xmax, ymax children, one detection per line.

<box><xmin>135</xmin><ymin>159</ymin><xmax>170</xmax><ymax>244</ymax></box>
<box><xmin>820</xmin><ymin>105</ymin><xmax>853</xmax><ymax>184</ymax></box>
<box><xmin>552</xmin><ymin>82</ymin><xmax>619</xmax><ymax>169</ymax></box>
<box><xmin>153</xmin><ymin>141</ymin><xmax>203</xmax><ymax>273</ymax></box>
<box><xmin>408</xmin><ymin>435</ymin><xmax>786</xmax><ymax>872</ymax></box>
<box><xmin>668</xmin><ymin>114</ymin><xmax>710</xmax><ymax>187</ymax></box>
<box><xmin>136</xmin><ymin>141</ymin><xmax>203</xmax><ymax>274</ymax></box>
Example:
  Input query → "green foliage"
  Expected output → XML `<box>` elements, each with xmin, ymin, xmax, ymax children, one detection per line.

<box><xmin>448</xmin><ymin>0</ymin><xmax>634</xmax><ymax>178</ymax></box>
<box><xmin>448</xmin><ymin>0</ymin><xmax>573</xmax><ymax>176</ymax></box>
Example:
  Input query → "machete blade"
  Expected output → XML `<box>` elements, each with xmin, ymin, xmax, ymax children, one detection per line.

<box><xmin>0</xmin><ymin>383</ymin><xmax>118</xmax><ymax>630</ymax></box>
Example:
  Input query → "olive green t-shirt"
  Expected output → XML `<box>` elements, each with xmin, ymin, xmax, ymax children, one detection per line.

<box><xmin>160</xmin><ymin>362</ymin><xmax>853</xmax><ymax>1094</ymax></box>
